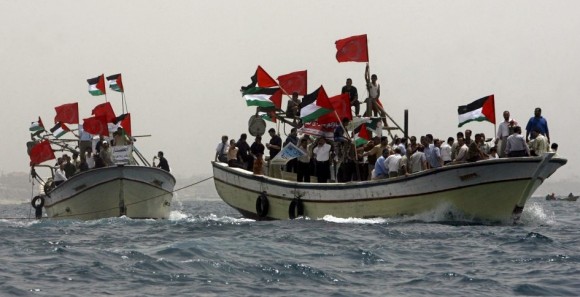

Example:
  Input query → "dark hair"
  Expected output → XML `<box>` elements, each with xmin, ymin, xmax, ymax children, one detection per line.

<box><xmin>268</xmin><ymin>128</ymin><xmax>275</xmax><ymax>133</ymax></box>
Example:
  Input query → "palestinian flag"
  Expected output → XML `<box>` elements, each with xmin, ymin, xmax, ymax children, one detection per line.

<box><xmin>354</xmin><ymin>123</ymin><xmax>371</xmax><ymax>147</ymax></box>
<box><xmin>299</xmin><ymin>86</ymin><xmax>333</xmax><ymax>123</ymax></box>
<box><xmin>114</xmin><ymin>113</ymin><xmax>132</xmax><ymax>137</ymax></box>
<box><xmin>242</xmin><ymin>87</ymin><xmax>281</xmax><ymax>108</ymax></box>
<box><xmin>258</xmin><ymin>111</ymin><xmax>277</xmax><ymax>123</ymax></box>
<box><xmin>87</xmin><ymin>74</ymin><xmax>106</xmax><ymax>96</ymax></box>
<box><xmin>50</xmin><ymin>122</ymin><xmax>70</xmax><ymax>138</ymax></box>
<box><xmin>29</xmin><ymin>140</ymin><xmax>56</xmax><ymax>166</ymax></box>
<box><xmin>457</xmin><ymin>95</ymin><xmax>495</xmax><ymax>127</ymax></box>
<box><xmin>241</xmin><ymin>65</ymin><xmax>278</xmax><ymax>92</ymax></box>
<box><xmin>106</xmin><ymin>73</ymin><xmax>124</xmax><ymax>92</ymax></box>
<box><xmin>29</xmin><ymin>117</ymin><xmax>45</xmax><ymax>132</ymax></box>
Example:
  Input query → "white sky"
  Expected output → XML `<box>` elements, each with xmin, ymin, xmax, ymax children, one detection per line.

<box><xmin>1</xmin><ymin>0</ymin><xmax>578</xmax><ymax>188</ymax></box>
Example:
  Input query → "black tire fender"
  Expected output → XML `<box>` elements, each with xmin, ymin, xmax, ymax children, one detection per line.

<box><xmin>256</xmin><ymin>192</ymin><xmax>269</xmax><ymax>218</ymax></box>
<box><xmin>288</xmin><ymin>198</ymin><xmax>304</xmax><ymax>219</ymax></box>
<box><xmin>31</xmin><ymin>195</ymin><xmax>45</xmax><ymax>209</ymax></box>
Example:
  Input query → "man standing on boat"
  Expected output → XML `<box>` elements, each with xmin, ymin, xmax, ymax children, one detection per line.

<box><xmin>495</xmin><ymin>110</ymin><xmax>517</xmax><ymax>157</ymax></box>
<box><xmin>364</xmin><ymin>63</ymin><xmax>387</xmax><ymax>127</ymax></box>
<box><xmin>529</xmin><ymin>128</ymin><xmax>548</xmax><ymax>156</ymax></box>
<box><xmin>313</xmin><ymin>137</ymin><xmax>332</xmax><ymax>183</ymax></box>
<box><xmin>525</xmin><ymin>107</ymin><xmax>550</xmax><ymax>143</ymax></box>
<box><xmin>283</xmin><ymin>128</ymin><xmax>299</xmax><ymax>173</ymax></box>
<box><xmin>215</xmin><ymin>135</ymin><xmax>229</xmax><ymax>162</ymax></box>
<box><xmin>236</xmin><ymin>133</ymin><xmax>252</xmax><ymax>170</ymax></box>
<box><xmin>341</xmin><ymin>78</ymin><xmax>360</xmax><ymax>116</ymax></box>
<box><xmin>505</xmin><ymin>126</ymin><xmax>530</xmax><ymax>157</ymax></box>
<box><xmin>266</xmin><ymin>128</ymin><xmax>282</xmax><ymax>178</ymax></box>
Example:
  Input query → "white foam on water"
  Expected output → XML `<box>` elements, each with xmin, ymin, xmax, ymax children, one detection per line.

<box><xmin>519</xmin><ymin>202</ymin><xmax>556</xmax><ymax>226</ymax></box>
<box><xmin>321</xmin><ymin>215</ymin><xmax>388</xmax><ymax>224</ymax></box>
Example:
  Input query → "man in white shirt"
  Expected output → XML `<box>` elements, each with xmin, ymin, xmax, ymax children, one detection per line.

<box><xmin>440</xmin><ymin>137</ymin><xmax>453</xmax><ymax>165</ymax></box>
<box><xmin>53</xmin><ymin>158</ymin><xmax>67</xmax><ymax>186</ymax></box>
<box><xmin>409</xmin><ymin>145</ymin><xmax>427</xmax><ymax>173</ymax></box>
<box><xmin>313</xmin><ymin>137</ymin><xmax>332</xmax><ymax>183</ymax></box>
<box><xmin>505</xmin><ymin>126</ymin><xmax>530</xmax><ymax>157</ymax></box>
<box><xmin>453</xmin><ymin>137</ymin><xmax>469</xmax><ymax>163</ymax></box>
<box><xmin>384</xmin><ymin>147</ymin><xmax>404</xmax><ymax>178</ymax></box>
<box><xmin>495</xmin><ymin>110</ymin><xmax>517</xmax><ymax>157</ymax></box>
<box><xmin>530</xmin><ymin>128</ymin><xmax>548</xmax><ymax>156</ymax></box>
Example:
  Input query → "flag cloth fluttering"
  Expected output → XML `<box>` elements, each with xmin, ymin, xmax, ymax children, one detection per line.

<box><xmin>54</xmin><ymin>102</ymin><xmax>79</xmax><ymax>124</ymax></box>
<box><xmin>50</xmin><ymin>122</ymin><xmax>70</xmax><ymax>138</ymax></box>
<box><xmin>114</xmin><ymin>113</ymin><xmax>132</xmax><ymax>137</ymax></box>
<box><xmin>299</xmin><ymin>86</ymin><xmax>333</xmax><ymax>123</ymax></box>
<box><xmin>277</xmin><ymin>70</ymin><xmax>307</xmax><ymax>96</ymax></box>
<box><xmin>354</xmin><ymin>124</ymin><xmax>371</xmax><ymax>147</ymax></box>
<box><xmin>92</xmin><ymin>102</ymin><xmax>117</xmax><ymax>123</ymax></box>
<box><xmin>318</xmin><ymin>93</ymin><xmax>351</xmax><ymax>124</ymax></box>
<box><xmin>29</xmin><ymin>140</ymin><xmax>55</xmax><ymax>166</ymax></box>
<box><xmin>335</xmin><ymin>34</ymin><xmax>369</xmax><ymax>63</ymax></box>
<box><xmin>457</xmin><ymin>95</ymin><xmax>495</xmax><ymax>127</ymax></box>
<box><xmin>83</xmin><ymin>116</ymin><xmax>109</xmax><ymax>136</ymax></box>
<box><xmin>242</xmin><ymin>87</ymin><xmax>281</xmax><ymax>108</ymax></box>
<box><xmin>87</xmin><ymin>74</ymin><xmax>106</xmax><ymax>96</ymax></box>
<box><xmin>241</xmin><ymin>66</ymin><xmax>278</xmax><ymax>91</ymax></box>
<box><xmin>29</xmin><ymin>117</ymin><xmax>45</xmax><ymax>132</ymax></box>
<box><xmin>106</xmin><ymin>73</ymin><xmax>124</xmax><ymax>92</ymax></box>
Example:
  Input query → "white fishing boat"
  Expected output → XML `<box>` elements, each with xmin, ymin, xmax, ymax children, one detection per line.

<box><xmin>213</xmin><ymin>153</ymin><xmax>567</xmax><ymax>221</ymax></box>
<box><xmin>32</xmin><ymin>165</ymin><xmax>175</xmax><ymax>220</ymax></box>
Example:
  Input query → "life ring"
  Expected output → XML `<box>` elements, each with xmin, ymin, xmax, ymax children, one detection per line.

<box><xmin>288</xmin><ymin>198</ymin><xmax>304</xmax><ymax>219</ymax></box>
<box><xmin>31</xmin><ymin>195</ymin><xmax>45</xmax><ymax>209</ymax></box>
<box><xmin>255</xmin><ymin>192</ymin><xmax>269</xmax><ymax>218</ymax></box>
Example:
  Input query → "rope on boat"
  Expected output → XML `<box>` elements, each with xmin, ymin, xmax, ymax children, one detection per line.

<box><xmin>1</xmin><ymin>176</ymin><xmax>214</xmax><ymax>220</ymax></box>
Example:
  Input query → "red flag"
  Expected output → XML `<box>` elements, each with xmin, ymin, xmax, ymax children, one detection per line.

<box><xmin>335</xmin><ymin>34</ymin><xmax>369</xmax><ymax>63</ymax></box>
<box><xmin>277</xmin><ymin>70</ymin><xmax>307</xmax><ymax>96</ymax></box>
<box><xmin>318</xmin><ymin>93</ymin><xmax>352</xmax><ymax>124</ymax></box>
<box><xmin>29</xmin><ymin>140</ymin><xmax>55</xmax><ymax>166</ymax></box>
<box><xmin>270</xmin><ymin>89</ymin><xmax>283</xmax><ymax>110</ymax></box>
<box><xmin>83</xmin><ymin>116</ymin><xmax>109</xmax><ymax>136</ymax></box>
<box><xmin>256</xmin><ymin>66</ymin><xmax>278</xmax><ymax>88</ymax></box>
<box><xmin>92</xmin><ymin>102</ymin><xmax>117</xmax><ymax>123</ymax></box>
<box><xmin>54</xmin><ymin>102</ymin><xmax>79</xmax><ymax>124</ymax></box>
<box><xmin>115</xmin><ymin>113</ymin><xmax>132</xmax><ymax>137</ymax></box>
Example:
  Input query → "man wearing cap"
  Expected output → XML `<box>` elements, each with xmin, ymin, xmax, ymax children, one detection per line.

<box><xmin>99</xmin><ymin>140</ymin><xmax>114</xmax><ymax>166</ymax></box>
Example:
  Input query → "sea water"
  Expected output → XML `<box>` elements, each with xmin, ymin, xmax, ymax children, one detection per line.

<box><xmin>1</xmin><ymin>190</ymin><xmax>579</xmax><ymax>296</ymax></box>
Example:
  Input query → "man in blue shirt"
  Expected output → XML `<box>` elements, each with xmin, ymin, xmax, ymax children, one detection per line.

<box><xmin>372</xmin><ymin>149</ymin><xmax>390</xmax><ymax>179</ymax></box>
<box><xmin>525</xmin><ymin>107</ymin><xmax>550</xmax><ymax>143</ymax></box>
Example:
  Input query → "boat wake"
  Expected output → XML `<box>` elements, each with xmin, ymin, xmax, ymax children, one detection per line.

<box><xmin>518</xmin><ymin>202</ymin><xmax>555</xmax><ymax>226</ymax></box>
<box><xmin>317</xmin><ymin>201</ymin><xmax>555</xmax><ymax>226</ymax></box>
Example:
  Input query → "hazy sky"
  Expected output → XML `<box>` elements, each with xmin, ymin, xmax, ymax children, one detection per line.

<box><xmin>1</xmin><ymin>1</ymin><xmax>578</xmax><ymax>188</ymax></box>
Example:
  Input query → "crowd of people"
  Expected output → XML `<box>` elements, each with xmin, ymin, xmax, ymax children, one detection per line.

<box><xmin>50</xmin><ymin>127</ymin><xmax>170</xmax><ymax>186</ymax></box>
<box><xmin>217</xmin><ymin>102</ymin><xmax>557</xmax><ymax>183</ymax></box>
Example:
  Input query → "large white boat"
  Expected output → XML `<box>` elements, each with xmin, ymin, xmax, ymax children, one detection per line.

<box><xmin>35</xmin><ymin>165</ymin><xmax>175</xmax><ymax>220</ymax></box>
<box><xmin>212</xmin><ymin>153</ymin><xmax>566</xmax><ymax>222</ymax></box>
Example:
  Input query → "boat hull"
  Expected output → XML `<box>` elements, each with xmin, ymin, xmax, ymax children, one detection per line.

<box><xmin>212</xmin><ymin>153</ymin><xmax>567</xmax><ymax>221</ymax></box>
<box><xmin>43</xmin><ymin>165</ymin><xmax>175</xmax><ymax>220</ymax></box>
